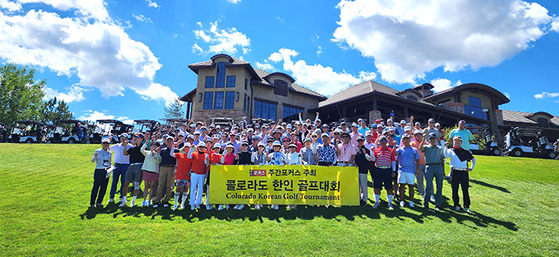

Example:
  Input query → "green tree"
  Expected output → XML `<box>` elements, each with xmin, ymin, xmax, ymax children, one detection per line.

<box><xmin>0</xmin><ymin>64</ymin><xmax>46</xmax><ymax>125</ymax></box>
<box><xmin>164</xmin><ymin>97</ymin><xmax>185</xmax><ymax>120</ymax></box>
<box><xmin>40</xmin><ymin>97</ymin><xmax>74</xmax><ymax>124</ymax></box>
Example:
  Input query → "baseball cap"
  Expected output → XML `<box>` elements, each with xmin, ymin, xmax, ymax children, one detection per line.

<box><xmin>404</xmin><ymin>126</ymin><xmax>411</xmax><ymax>131</ymax></box>
<box><xmin>321</xmin><ymin>133</ymin><xmax>329</xmax><ymax>138</ymax></box>
<box><xmin>213</xmin><ymin>143</ymin><xmax>222</xmax><ymax>148</ymax></box>
<box><xmin>198</xmin><ymin>142</ymin><xmax>206</xmax><ymax>148</ymax></box>
<box><xmin>272</xmin><ymin>141</ymin><xmax>281</xmax><ymax>147</ymax></box>
<box><xmin>119</xmin><ymin>133</ymin><xmax>129</xmax><ymax>138</ymax></box>
<box><xmin>402</xmin><ymin>134</ymin><xmax>411</xmax><ymax>139</ymax></box>
<box><xmin>428</xmin><ymin>133</ymin><xmax>437</xmax><ymax>139</ymax></box>
<box><xmin>102</xmin><ymin>137</ymin><xmax>111</xmax><ymax>143</ymax></box>
<box><xmin>413</xmin><ymin>130</ymin><xmax>423</xmax><ymax>135</ymax></box>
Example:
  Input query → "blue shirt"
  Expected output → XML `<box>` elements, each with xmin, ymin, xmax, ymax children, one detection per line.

<box><xmin>448</xmin><ymin>128</ymin><xmax>474</xmax><ymax>150</ymax></box>
<box><xmin>358</xmin><ymin>127</ymin><xmax>369</xmax><ymax>137</ymax></box>
<box><xmin>396</xmin><ymin>146</ymin><xmax>419</xmax><ymax>173</ymax></box>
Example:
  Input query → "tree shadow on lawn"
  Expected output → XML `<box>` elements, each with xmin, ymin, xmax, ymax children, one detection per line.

<box><xmin>469</xmin><ymin>179</ymin><xmax>511</xmax><ymax>193</ymax></box>
<box><xmin>79</xmin><ymin>201</ymin><xmax>517</xmax><ymax>231</ymax></box>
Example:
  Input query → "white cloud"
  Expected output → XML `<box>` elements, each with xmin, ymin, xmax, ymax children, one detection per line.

<box><xmin>429</xmin><ymin>78</ymin><xmax>462</xmax><ymax>93</ymax></box>
<box><xmin>192</xmin><ymin>43</ymin><xmax>203</xmax><ymax>54</ymax></box>
<box><xmin>0</xmin><ymin>0</ymin><xmax>178</xmax><ymax>106</ymax></box>
<box><xmin>146</xmin><ymin>0</ymin><xmax>159</xmax><ymax>8</ymax></box>
<box><xmin>132</xmin><ymin>14</ymin><xmax>152</xmax><ymax>24</ymax></box>
<box><xmin>79</xmin><ymin>110</ymin><xmax>133</xmax><ymax>124</ymax></box>
<box><xmin>43</xmin><ymin>84</ymin><xmax>86</xmax><ymax>103</ymax></box>
<box><xmin>534</xmin><ymin>92</ymin><xmax>559</xmax><ymax>99</ymax></box>
<box><xmin>552</xmin><ymin>17</ymin><xmax>559</xmax><ymax>32</ymax></box>
<box><xmin>1</xmin><ymin>0</ymin><xmax>109</xmax><ymax>21</ymax></box>
<box><xmin>224</xmin><ymin>0</ymin><xmax>241</xmax><ymax>3</ymax></box>
<box><xmin>316</xmin><ymin>46</ymin><xmax>322</xmax><ymax>57</ymax></box>
<box><xmin>333</xmin><ymin>0</ymin><xmax>559</xmax><ymax>84</ymax></box>
<box><xmin>276</xmin><ymin>16</ymin><xmax>285</xmax><ymax>23</ymax></box>
<box><xmin>192</xmin><ymin>21</ymin><xmax>250</xmax><ymax>55</ymax></box>
<box><xmin>255</xmin><ymin>61</ymin><xmax>275</xmax><ymax>71</ymax></box>
<box><xmin>135</xmin><ymin>83</ymin><xmax>178</xmax><ymax>107</ymax></box>
<box><xmin>266</xmin><ymin>48</ymin><xmax>376</xmax><ymax>96</ymax></box>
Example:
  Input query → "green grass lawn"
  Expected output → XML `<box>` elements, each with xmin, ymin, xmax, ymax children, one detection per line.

<box><xmin>1</xmin><ymin>144</ymin><xmax>558</xmax><ymax>256</ymax></box>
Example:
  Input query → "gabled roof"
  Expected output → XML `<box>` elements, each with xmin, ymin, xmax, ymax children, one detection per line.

<box><xmin>501</xmin><ymin>110</ymin><xmax>537</xmax><ymax>125</ymax></box>
<box><xmin>318</xmin><ymin>80</ymin><xmax>398</xmax><ymax>108</ymax></box>
<box><xmin>423</xmin><ymin>83</ymin><xmax>510</xmax><ymax>105</ymax></box>
<box><xmin>252</xmin><ymin>68</ymin><xmax>326</xmax><ymax>100</ymax></box>
<box><xmin>263</xmin><ymin>72</ymin><xmax>295</xmax><ymax>83</ymax></box>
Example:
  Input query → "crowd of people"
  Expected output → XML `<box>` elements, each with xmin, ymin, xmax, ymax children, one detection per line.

<box><xmin>90</xmin><ymin>113</ymin><xmax>477</xmax><ymax>212</ymax></box>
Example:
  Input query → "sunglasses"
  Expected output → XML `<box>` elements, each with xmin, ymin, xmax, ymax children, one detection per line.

<box><xmin>312</xmin><ymin>135</ymin><xmax>318</xmax><ymax>138</ymax></box>
<box><xmin>102</xmin><ymin>142</ymin><xmax>109</xmax><ymax>144</ymax></box>
<box><xmin>258</xmin><ymin>145</ymin><xmax>265</xmax><ymax>147</ymax></box>
<box><xmin>342</xmin><ymin>136</ymin><xmax>349</xmax><ymax>138</ymax></box>
<box><xmin>357</xmin><ymin>139</ymin><xmax>364</xmax><ymax>142</ymax></box>
<box><xmin>380</xmin><ymin>139</ymin><xmax>387</xmax><ymax>142</ymax></box>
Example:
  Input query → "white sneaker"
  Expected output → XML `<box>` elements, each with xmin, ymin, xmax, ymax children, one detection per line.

<box><xmin>388</xmin><ymin>204</ymin><xmax>394</xmax><ymax>210</ymax></box>
<box><xmin>172</xmin><ymin>204</ymin><xmax>178</xmax><ymax>211</ymax></box>
<box><xmin>400</xmin><ymin>201</ymin><xmax>405</xmax><ymax>207</ymax></box>
<box><xmin>409</xmin><ymin>201</ymin><xmax>414</xmax><ymax>208</ymax></box>
<box><xmin>196</xmin><ymin>204</ymin><xmax>201</xmax><ymax>209</ymax></box>
<box><xmin>108</xmin><ymin>198</ymin><xmax>114</xmax><ymax>203</ymax></box>
<box><xmin>237</xmin><ymin>205</ymin><xmax>244</xmax><ymax>210</ymax></box>
<box><xmin>119</xmin><ymin>200</ymin><xmax>127</xmax><ymax>207</ymax></box>
<box><xmin>206</xmin><ymin>204</ymin><xmax>213</xmax><ymax>210</ymax></box>
<box><xmin>255</xmin><ymin>204</ymin><xmax>261</xmax><ymax>210</ymax></box>
<box><xmin>288</xmin><ymin>205</ymin><xmax>296</xmax><ymax>210</ymax></box>
<box><xmin>372</xmin><ymin>202</ymin><xmax>379</xmax><ymax>209</ymax></box>
<box><xmin>225</xmin><ymin>205</ymin><xmax>230</xmax><ymax>210</ymax></box>
<box><xmin>464</xmin><ymin>207</ymin><xmax>471</xmax><ymax>213</ymax></box>
<box><xmin>130</xmin><ymin>199</ymin><xmax>136</xmax><ymax>207</ymax></box>
<box><xmin>455</xmin><ymin>206</ymin><xmax>461</xmax><ymax>211</ymax></box>
<box><xmin>430</xmin><ymin>196</ymin><xmax>436</xmax><ymax>203</ymax></box>
<box><xmin>271</xmin><ymin>205</ymin><xmax>279</xmax><ymax>210</ymax></box>
<box><xmin>180</xmin><ymin>204</ymin><xmax>185</xmax><ymax>210</ymax></box>
<box><xmin>147</xmin><ymin>200</ymin><xmax>151</xmax><ymax>206</ymax></box>
<box><xmin>118</xmin><ymin>198</ymin><xmax>124</xmax><ymax>203</ymax></box>
<box><xmin>218</xmin><ymin>205</ymin><xmax>223</xmax><ymax>211</ymax></box>
<box><xmin>233</xmin><ymin>205</ymin><xmax>239</xmax><ymax>210</ymax></box>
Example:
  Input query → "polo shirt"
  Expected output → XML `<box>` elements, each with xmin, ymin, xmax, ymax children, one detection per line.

<box><xmin>160</xmin><ymin>147</ymin><xmax>176</xmax><ymax>166</ymax></box>
<box><xmin>110</xmin><ymin>143</ymin><xmax>131</xmax><ymax>164</ymax></box>
<box><xmin>374</xmin><ymin>147</ymin><xmax>395</xmax><ymax>167</ymax></box>
<box><xmin>410</xmin><ymin>141</ymin><xmax>426</xmax><ymax>165</ymax></box>
<box><xmin>396</xmin><ymin>146</ymin><xmax>419</xmax><ymax>173</ymax></box>
<box><xmin>189</xmin><ymin>151</ymin><xmax>207</xmax><ymax>175</ymax></box>
<box><xmin>422</xmin><ymin>144</ymin><xmax>444</xmax><ymax>164</ymax></box>
<box><xmin>174</xmin><ymin>153</ymin><xmax>192</xmax><ymax>180</ymax></box>
<box><xmin>337</xmin><ymin>143</ymin><xmax>357</xmax><ymax>162</ymax></box>
<box><xmin>127</xmin><ymin>145</ymin><xmax>145</xmax><ymax>164</ymax></box>
<box><xmin>448</xmin><ymin>128</ymin><xmax>474</xmax><ymax>150</ymax></box>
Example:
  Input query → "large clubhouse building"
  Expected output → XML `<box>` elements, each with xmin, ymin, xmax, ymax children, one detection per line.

<box><xmin>181</xmin><ymin>54</ymin><xmax>559</xmax><ymax>142</ymax></box>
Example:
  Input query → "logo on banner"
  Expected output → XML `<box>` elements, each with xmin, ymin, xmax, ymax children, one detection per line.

<box><xmin>249</xmin><ymin>169</ymin><xmax>266</xmax><ymax>176</ymax></box>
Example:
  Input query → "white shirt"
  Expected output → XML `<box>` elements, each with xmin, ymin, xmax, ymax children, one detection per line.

<box><xmin>443</xmin><ymin>146</ymin><xmax>476</xmax><ymax>170</ymax></box>
<box><xmin>286</xmin><ymin>151</ymin><xmax>302</xmax><ymax>165</ymax></box>
<box><xmin>110</xmin><ymin>143</ymin><xmax>131</xmax><ymax>164</ymax></box>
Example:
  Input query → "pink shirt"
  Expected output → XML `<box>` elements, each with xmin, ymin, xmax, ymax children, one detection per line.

<box><xmin>223</xmin><ymin>153</ymin><xmax>236</xmax><ymax>165</ymax></box>
<box><xmin>337</xmin><ymin>143</ymin><xmax>357</xmax><ymax>162</ymax></box>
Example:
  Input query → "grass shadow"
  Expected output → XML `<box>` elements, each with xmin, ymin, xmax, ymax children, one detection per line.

<box><xmin>470</xmin><ymin>179</ymin><xmax>511</xmax><ymax>193</ymax></box>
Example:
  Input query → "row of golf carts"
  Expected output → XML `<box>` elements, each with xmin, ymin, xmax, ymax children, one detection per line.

<box><xmin>466</xmin><ymin>126</ymin><xmax>557</xmax><ymax>159</ymax></box>
<box><xmin>0</xmin><ymin>119</ymin><xmax>161</xmax><ymax>144</ymax></box>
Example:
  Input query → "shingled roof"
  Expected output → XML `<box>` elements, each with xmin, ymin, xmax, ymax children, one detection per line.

<box><xmin>502</xmin><ymin>110</ymin><xmax>559</xmax><ymax>127</ymax></box>
<box><xmin>318</xmin><ymin>80</ymin><xmax>398</xmax><ymax>108</ymax></box>
<box><xmin>252</xmin><ymin>68</ymin><xmax>326</xmax><ymax>100</ymax></box>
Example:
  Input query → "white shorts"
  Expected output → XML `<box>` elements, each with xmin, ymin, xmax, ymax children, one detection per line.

<box><xmin>398</xmin><ymin>172</ymin><xmax>415</xmax><ymax>185</ymax></box>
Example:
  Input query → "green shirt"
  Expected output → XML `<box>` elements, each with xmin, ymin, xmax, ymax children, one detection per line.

<box><xmin>421</xmin><ymin>144</ymin><xmax>444</xmax><ymax>164</ymax></box>
<box><xmin>448</xmin><ymin>128</ymin><xmax>474</xmax><ymax>150</ymax></box>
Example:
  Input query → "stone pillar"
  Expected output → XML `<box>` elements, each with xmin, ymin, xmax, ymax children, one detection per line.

<box><xmin>493</xmin><ymin>109</ymin><xmax>504</xmax><ymax>145</ymax></box>
<box><xmin>369</xmin><ymin>110</ymin><xmax>381</xmax><ymax>124</ymax></box>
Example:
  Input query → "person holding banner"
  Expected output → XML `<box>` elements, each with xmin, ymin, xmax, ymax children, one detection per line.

<box><xmin>206</xmin><ymin>143</ymin><xmax>223</xmax><ymax>210</ymax></box>
<box><xmin>300</xmin><ymin>138</ymin><xmax>317</xmax><ymax>165</ymax></box>
<box><xmin>356</xmin><ymin>135</ymin><xmax>374</xmax><ymax>206</ymax></box>
<box><xmin>335</xmin><ymin>132</ymin><xmax>357</xmax><ymax>167</ymax></box>
<box><xmin>317</xmin><ymin>133</ymin><xmax>337</xmax><ymax>166</ymax></box>
<box><xmin>251</xmin><ymin>142</ymin><xmax>267</xmax><ymax>166</ymax></box>
<box><xmin>267</xmin><ymin>141</ymin><xmax>286</xmax><ymax>210</ymax></box>
<box><xmin>286</xmin><ymin>143</ymin><xmax>303</xmax><ymax>209</ymax></box>
<box><xmin>233</xmin><ymin>141</ymin><xmax>252</xmax><ymax>210</ymax></box>
<box><xmin>187</xmin><ymin>142</ymin><xmax>210</xmax><ymax>210</ymax></box>
<box><xmin>372</xmin><ymin>136</ymin><xmax>397</xmax><ymax>210</ymax></box>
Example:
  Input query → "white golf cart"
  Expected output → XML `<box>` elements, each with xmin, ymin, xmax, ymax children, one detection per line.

<box><xmin>504</xmin><ymin>127</ymin><xmax>557</xmax><ymax>159</ymax></box>
<box><xmin>9</xmin><ymin>120</ymin><xmax>45</xmax><ymax>143</ymax></box>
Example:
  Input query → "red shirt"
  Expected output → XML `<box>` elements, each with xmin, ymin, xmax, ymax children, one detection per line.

<box><xmin>223</xmin><ymin>152</ymin><xmax>235</xmax><ymax>165</ymax></box>
<box><xmin>190</xmin><ymin>151</ymin><xmax>207</xmax><ymax>175</ymax></box>
<box><xmin>174</xmin><ymin>153</ymin><xmax>192</xmax><ymax>180</ymax></box>
<box><xmin>374</xmin><ymin>146</ymin><xmax>395</xmax><ymax>167</ymax></box>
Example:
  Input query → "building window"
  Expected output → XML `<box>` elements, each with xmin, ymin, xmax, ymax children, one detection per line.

<box><xmin>464</xmin><ymin>96</ymin><xmax>487</xmax><ymax>120</ymax></box>
<box><xmin>214</xmin><ymin>91</ymin><xmax>224</xmax><ymax>109</ymax></box>
<box><xmin>243</xmin><ymin>93</ymin><xmax>248</xmax><ymax>112</ymax></box>
<box><xmin>274</xmin><ymin>79</ymin><xmax>288</xmax><ymax>96</ymax></box>
<box><xmin>254</xmin><ymin>100</ymin><xmax>277</xmax><ymax>120</ymax></box>
<box><xmin>244</xmin><ymin>78</ymin><xmax>248</xmax><ymax>90</ymax></box>
<box><xmin>407</xmin><ymin>95</ymin><xmax>418</xmax><ymax>102</ymax></box>
<box><xmin>203</xmin><ymin>92</ymin><xmax>213</xmax><ymax>110</ymax></box>
<box><xmin>537</xmin><ymin>118</ymin><xmax>549</xmax><ymax>128</ymax></box>
<box><xmin>226</xmin><ymin>76</ymin><xmax>236</xmax><ymax>88</ymax></box>
<box><xmin>225</xmin><ymin>91</ymin><xmax>235</xmax><ymax>109</ymax></box>
<box><xmin>205</xmin><ymin>76</ymin><xmax>214</xmax><ymax>88</ymax></box>
<box><xmin>283</xmin><ymin>106</ymin><xmax>303</xmax><ymax>122</ymax></box>
<box><xmin>216</xmin><ymin>62</ymin><xmax>226</xmax><ymax>88</ymax></box>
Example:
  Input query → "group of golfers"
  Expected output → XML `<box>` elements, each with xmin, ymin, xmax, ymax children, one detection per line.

<box><xmin>90</xmin><ymin>114</ymin><xmax>476</xmax><ymax>213</ymax></box>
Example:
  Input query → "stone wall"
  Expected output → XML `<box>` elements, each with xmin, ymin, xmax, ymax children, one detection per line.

<box><xmin>444</xmin><ymin>102</ymin><xmax>464</xmax><ymax>114</ymax></box>
<box><xmin>369</xmin><ymin>110</ymin><xmax>381</xmax><ymax>124</ymax></box>
<box><xmin>191</xmin><ymin>109</ymin><xmax>249</xmax><ymax>125</ymax></box>
<box><xmin>494</xmin><ymin>109</ymin><xmax>503</xmax><ymax>126</ymax></box>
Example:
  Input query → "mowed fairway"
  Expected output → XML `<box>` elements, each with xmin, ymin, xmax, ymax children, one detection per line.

<box><xmin>1</xmin><ymin>144</ymin><xmax>558</xmax><ymax>256</ymax></box>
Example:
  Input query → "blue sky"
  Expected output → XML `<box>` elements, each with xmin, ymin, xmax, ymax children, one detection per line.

<box><xmin>1</xmin><ymin>0</ymin><xmax>558</xmax><ymax>124</ymax></box>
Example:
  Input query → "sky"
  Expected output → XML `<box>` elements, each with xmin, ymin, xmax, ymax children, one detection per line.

<box><xmin>1</xmin><ymin>0</ymin><xmax>558</xmax><ymax>124</ymax></box>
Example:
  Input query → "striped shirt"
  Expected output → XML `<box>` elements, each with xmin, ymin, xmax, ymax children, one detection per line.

<box><xmin>374</xmin><ymin>147</ymin><xmax>395</xmax><ymax>167</ymax></box>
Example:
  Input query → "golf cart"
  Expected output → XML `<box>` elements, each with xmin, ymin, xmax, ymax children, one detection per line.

<box><xmin>87</xmin><ymin>121</ymin><xmax>105</xmax><ymax>144</ymax></box>
<box><xmin>9</xmin><ymin>120</ymin><xmax>46</xmax><ymax>143</ymax></box>
<box><xmin>47</xmin><ymin>119</ymin><xmax>88</xmax><ymax>144</ymax></box>
<box><xmin>0</xmin><ymin>122</ymin><xmax>8</xmax><ymax>143</ymax></box>
<box><xmin>468</xmin><ymin>126</ymin><xmax>502</xmax><ymax>156</ymax></box>
<box><xmin>96</xmin><ymin>119</ymin><xmax>133</xmax><ymax>143</ymax></box>
<box><xmin>504</xmin><ymin>127</ymin><xmax>557</xmax><ymax>159</ymax></box>
<box><xmin>133</xmin><ymin>119</ymin><xmax>160</xmax><ymax>134</ymax></box>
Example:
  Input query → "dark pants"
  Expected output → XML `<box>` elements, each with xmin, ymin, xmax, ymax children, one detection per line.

<box><xmin>91</xmin><ymin>169</ymin><xmax>109</xmax><ymax>205</ymax></box>
<box><xmin>109</xmin><ymin>163</ymin><xmax>129</xmax><ymax>200</ymax></box>
<box><xmin>368</xmin><ymin>162</ymin><xmax>375</xmax><ymax>185</ymax></box>
<box><xmin>318</xmin><ymin>162</ymin><xmax>332</xmax><ymax>166</ymax></box>
<box><xmin>451</xmin><ymin>169</ymin><xmax>470</xmax><ymax>208</ymax></box>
